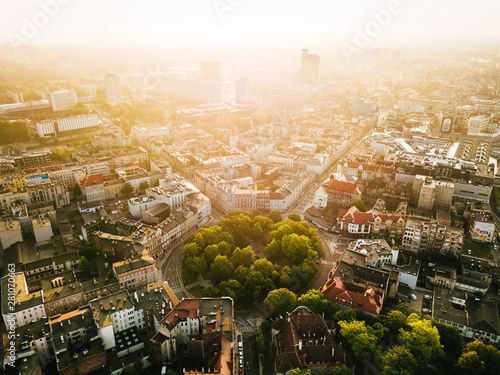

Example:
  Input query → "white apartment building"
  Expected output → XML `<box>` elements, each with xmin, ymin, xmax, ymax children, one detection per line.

<box><xmin>37</xmin><ymin>114</ymin><xmax>100</xmax><ymax>137</ymax></box>
<box><xmin>1</xmin><ymin>273</ymin><xmax>47</xmax><ymax>329</ymax></box>
<box><xmin>235</xmin><ymin>77</ymin><xmax>251</xmax><ymax>103</ymax></box>
<box><xmin>104</xmin><ymin>73</ymin><xmax>124</xmax><ymax>106</ymax></box>
<box><xmin>48</xmin><ymin>89</ymin><xmax>77</xmax><ymax>112</ymax></box>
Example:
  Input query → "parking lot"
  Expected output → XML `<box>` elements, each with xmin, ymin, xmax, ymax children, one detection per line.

<box><xmin>406</xmin><ymin>289</ymin><xmax>433</xmax><ymax>314</ymax></box>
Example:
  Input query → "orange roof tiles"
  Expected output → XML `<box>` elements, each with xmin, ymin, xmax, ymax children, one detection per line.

<box><xmin>79</xmin><ymin>174</ymin><xmax>103</xmax><ymax>187</ymax></box>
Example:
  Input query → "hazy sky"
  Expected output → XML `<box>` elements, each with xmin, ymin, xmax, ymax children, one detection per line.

<box><xmin>1</xmin><ymin>0</ymin><xmax>499</xmax><ymax>48</ymax></box>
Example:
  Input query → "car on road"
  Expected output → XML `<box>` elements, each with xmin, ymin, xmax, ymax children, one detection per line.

<box><xmin>424</xmin><ymin>295</ymin><xmax>432</xmax><ymax>299</ymax></box>
<box><xmin>409</xmin><ymin>294</ymin><xmax>417</xmax><ymax>300</ymax></box>
<box><xmin>422</xmin><ymin>308</ymin><xmax>432</xmax><ymax>314</ymax></box>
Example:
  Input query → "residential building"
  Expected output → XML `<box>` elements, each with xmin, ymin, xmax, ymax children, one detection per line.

<box><xmin>13</xmin><ymin>151</ymin><xmax>52</xmax><ymax>169</ymax></box>
<box><xmin>0</xmin><ymin>217</ymin><xmax>23</xmax><ymax>249</ymax></box>
<box><xmin>48</xmin><ymin>89</ymin><xmax>77</xmax><ymax>112</ymax></box>
<box><xmin>412</xmin><ymin>175</ymin><xmax>454</xmax><ymax>211</ymax></box>
<box><xmin>327</xmin><ymin>181</ymin><xmax>362</xmax><ymax>209</ymax></box>
<box><xmin>433</xmin><ymin>288</ymin><xmax>500</xmax><ymax>343</ymax></box>
<box><xmin>402</xmin><ymin>218</ymin><xmax>464</xmax><ymax>256</ymax></box>
<box><xmin>1</xmin><ymin>273</ymin><xmax>46</xmax><ymax>329</ymax></box>
<box><xmin>235</xmin><ymin>77</ymin><xmax>251</xmax><ymax>103</ymax></box>
<box><xmin>466</xmin><ymin>201</ymin><xmax>496</xmax><ymax>243</ymax></box>
<box><xmin>79</xmin><ymin>174</ymin><xmax>105</xmax><ymax>203</ymax></box>
<box><xmin>271</xmin><ymin>306</ymin><xmax>352</xmax><ymax>375</ymax></box>
<box><xmin>337</xmin><ymin>206</ymin><xmax>405</xmax><ymax>238</ymax></box>
<box><xmin>104</xmin><ymin>73</ymin><xmax>124</xmax><ymax>106</ymax></box>
<box><xmin>150</xmin><ymin>297</ymin><xmax>234</xmax><ymax>365</ymax></box>
<box><xmin>37</xmin><ymin>114</ymin><xmax>100</xmax><ymax>138</ymax></box>
<box><xmin>112</xmin><ymin>250</ymin><xmax>157</xmax><ymax>291</ymax></box>
<box><xmin>50</xmin><ymin>307</ymin><xmax>107</xmax><ymax>375</ymax></box>
<box><xmin>321</xmin><ymin>260</ymin><xmax>391</xmax><ymax>315</ymax></box>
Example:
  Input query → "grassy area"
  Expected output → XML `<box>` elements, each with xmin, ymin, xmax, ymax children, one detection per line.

<box><xmin>188</xmin><ymin>285</ymin><xmax>205</xmax><ymax>297</ymax></box>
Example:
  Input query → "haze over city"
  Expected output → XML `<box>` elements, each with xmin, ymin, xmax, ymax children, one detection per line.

<box><xmin>1</xmin><ymin>2</ymin><xmax>500</xmax><ymax>375</ymax></box>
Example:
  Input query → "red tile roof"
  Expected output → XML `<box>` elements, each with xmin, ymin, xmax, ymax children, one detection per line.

<box><xmin>321</xmin><ymin>276</ymin><xmax>383</xmax><ymax>315</ymax></box>
<box><xmin>79</xmin><ymin>174</ymin><xmax>103</xmax><ymax>187</ymax></box>
<box><xmin>328</xmin><ymin>180</ymin><xmax>360</xmax><ymax>194</ymax></box>
<box><xmin>338</xmin><ymin>206</ymin><xmax>403</xmax><ymax>224</ymax></box>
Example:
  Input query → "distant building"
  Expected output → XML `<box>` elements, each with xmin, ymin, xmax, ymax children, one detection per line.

<box><xmin>104</xmin><ymin>73</ymin><xmax>124</xmax><ymax>106</ymax></box>
<box><xmin>235</xmin><ymin>77</ymin><xmax>251</xmax><ymax>103</ymax></box>
<box><xmin>48</xmin><ymin>89</ymin><xmax>77</xmax><ymax>112</ymax></box>
<box><xmin>298</xmin><ymin>49</ymin><xmax>320</xmax><ymax>84</ymax></box>
<box><xmin>37</xmin><ymin>114</ymin><xmax>100</xmax><ymax>138</ymax></box>
<box><xmin>7</xmin><ymin>90</ymin><xmax>24</xmax><ymax>103</ymax></box>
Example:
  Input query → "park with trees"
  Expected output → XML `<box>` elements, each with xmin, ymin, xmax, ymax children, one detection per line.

<box><xmin>255</xmin><ymin>285</ymin><xmax>500</xmax><ymax>375</ymax></box>
<box><xmin>181</xmin><ymin>210</ymin><xmax>324</xmax><ymax>303</ymax></box>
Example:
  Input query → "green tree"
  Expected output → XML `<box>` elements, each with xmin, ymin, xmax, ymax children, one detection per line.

<box><xmin>328</xmin><ymin>366</ymin><xmax>352</xmax><ymax>375</ymax></box>
<box><xmin>79</xmin><ymin>256</ymin><xmax>92</xmax><ymax>276</ymax></box>
<box><xmin>297</xmin><ymin>289</ymin><xmax>328</xmax><ymax>314</ymax></box>
<box><xmin>203</xmin><ymin>244</ymin><xmax>220</xmax><ymax>265</ymax></box>
<box><xmin>202</xmin><ymin>286</ymin><xmax>218</xmax><ymax>297</ymax></box>
<box><xmin>399</xmin><ymin>314</ymin><xmax>443</xmax><ymax>367</ymax></box>
<box><xmin>138</xmin><ymin>181</ymin><xmax>148</xmax><ymax>192</ymax></box>
<box><xmin>288</xmin><ymin>213</ymin><xmax>302</xmax><ymax>222</ymax></box>
<box><xmin>462</xmin><ymin>341</ymin><xmax>500</xmax><ymax>374</ymax></box>
<box><xmin>219</xmin><ymin>279</ymin><xmax>241</xmax><ymax>300</ymax></box>
<box><xmin>263</xmin><ymin>288</ymin><xmax>297</xmax><ymax>316</ymax></box>
<box><xmin>120</xmin><ymin>182</ymin><xmax>134</xmax><ymax>196</ymax></box>
<box><xmin>352</xmin><ymin>199</ymin><xmax>366</xmax><ymax>212</ymax></box>
<box><xmin>269</xmin><ymin>210</ymin><xmax>282</xmax><ymax>223</ymax></box>
<box><xmin>210</xmin><ymin>255</ymin><xmax>234</xmax><ymax>285</ymax></box>
<box><xmin>250</xmin><ymin>327</ymin><xmax>266</xmax><ymax>354</ymax></box>
<box><xmin>456</xmin><ymin>351</ymin><xmax>485</xmax><ymax>375</ymax></box>
<box><xmin>231</xmin><ymin>246</ymin><xmax>255</xmax><ymax>268</ymax></box>
<box><xmin>182</xmin><ymin>242</ymin><xmax>201</xmax><ymax>259</ymax></box>
<box><xmin>264</xmin><ymin>238</ymin><xmax>282</xmax><ymax>262</ymax></box>
<box><xmin>435</xmin><ymin>322</ymin><xmax>463</xmax><ymax>359</ymax></box>
<box><xmin>251</xmin><ymin>222</ymin><xmax>264</xmax><ymax>239</ymax></box>
<box><xmin>72</xmin><ymin>183</ymin><xmax>82</xmax><ymax>201</ymax></box>
<box><xmin>0</xmin><ymin>120</ymin><xmax>30</xmax><ymax>145</ymax></box>
<box><xmin>257</xmin><ymin>183</ymin><xmax>265</xmax><ymax>190</ymax></box>
<box><xmin>281</xmin><ymin>233</ymin><xmax>313</xmax><ymax>265</ymax></box>
<box><xmin>382</xmin><ymin>346</ymin><xmax>417</xmax><ymax>375</ymax></box>
<box><xmin>339</xmin><ymin>320</ymin><xmax>382</xmax><ymax>360</ymax></box>
<box><xmin>382</xmin><ymin>310</ymin><xmax>408</xmax><ymax>340</ymax></box>
<box><xmin>287</xmin><ymin>369</ymin><xmax>310</xmax><ymax>375</ymax></box>
<box><xmin>184</xmin><ymin>256</ymin><xmax>206</xmax><ymax>277</ymax></box>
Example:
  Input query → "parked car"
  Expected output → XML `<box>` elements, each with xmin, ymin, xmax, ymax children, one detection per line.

<box><xmin>409</xmin><ymin>294</ymin><xmax>417</xmax><ymax>300</ymax></box>
<box><xmin>424</xmin><ymin>295</ymin><xmax>432</xmax><ymax>299</ymax></box>
<box><xmin>422</xmin><ymin>308</ymin><xmax>432</xmax><ymax>314</ymax></box>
